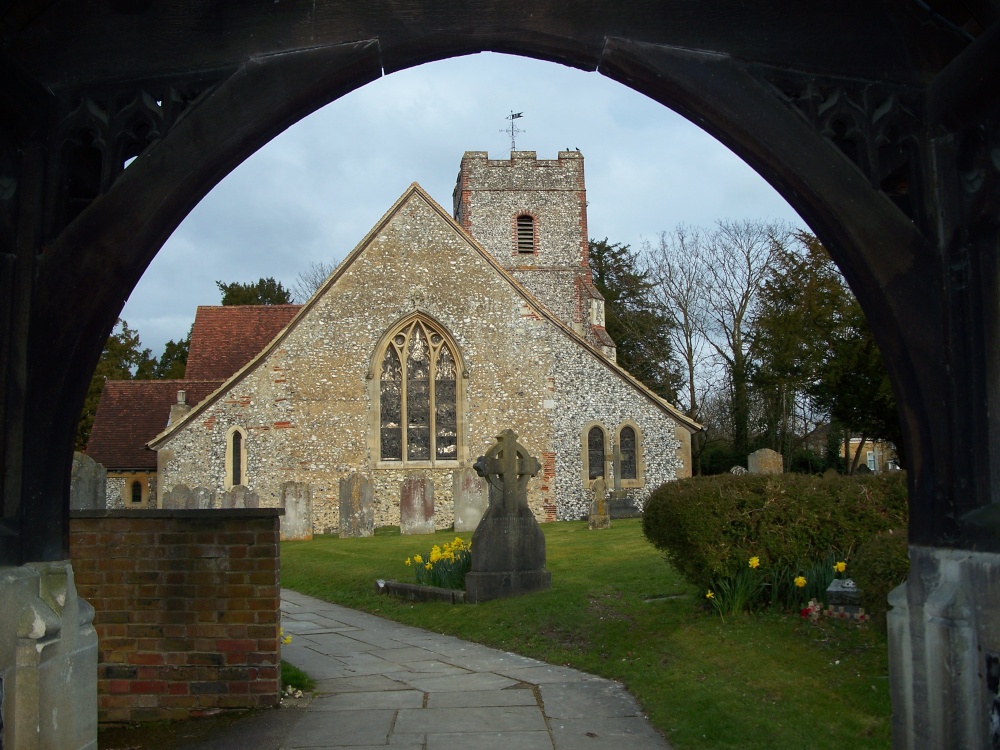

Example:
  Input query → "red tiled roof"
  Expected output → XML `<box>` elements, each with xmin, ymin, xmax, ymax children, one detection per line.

<box><xmin>85</xmin><ymin>380</ymin><xmax>222</xmax><ymax>470</ymax></box>
<box><xmin>184</xmin><ymin>305</ymin><xmax>302</xmax><ymax>380</ymax></box>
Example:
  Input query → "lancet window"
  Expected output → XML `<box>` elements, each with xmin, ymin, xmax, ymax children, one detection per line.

<box><xmin>588</xmin><ymin>425</ymin><xmax>606</xmax><ymax>480</ymax></box>
<box><xmin>380</xmin><ymin>319</ymin><xmax>458</xmax><ymax>463</ymax></box>
<box><xmin>619</xmin><ymin>426</ymin><xmax>637</xmax><ymax>480</ymax></box>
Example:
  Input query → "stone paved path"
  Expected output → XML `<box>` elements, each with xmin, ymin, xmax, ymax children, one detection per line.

<box><xmin>279</xmin><ymin>588</ymin><xmax>671</xmax><ymax>750</ymax></box>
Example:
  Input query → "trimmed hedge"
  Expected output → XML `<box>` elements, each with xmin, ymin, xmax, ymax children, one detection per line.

<box><xmin>852</xmin><ymin>528</ymin><xmax>910</xmax><ymax>629</ymax></box>
<box><xmin>642</xmin><ymin>473</ymin><xmax>908</xmax><ymax>589</ymax></box>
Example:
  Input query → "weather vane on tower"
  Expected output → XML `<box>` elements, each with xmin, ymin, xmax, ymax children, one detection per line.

<box><xmin>502</xmin><ymin>111</ymin><xmax>525</xmax><ymax>151</ymax></box>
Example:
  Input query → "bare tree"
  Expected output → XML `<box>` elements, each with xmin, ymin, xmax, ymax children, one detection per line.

<box><xmin>291</xmin><ymin>260</ymin><xmax>336</xmax><ymax>303</ymax></box>
<box><xmin>698</xmin><ymin>219</ymin><xmax>789</xmax><ymax>459</ymax></box>
<box><xmin>643</xmin><ymin>226</ymin><xmax>710</xmax><ymax>422</ymax></box>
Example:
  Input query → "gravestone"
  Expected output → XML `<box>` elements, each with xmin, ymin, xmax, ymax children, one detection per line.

<box><xmin>164</xmin><ymin>484</ymin><xmax>192</xmax><ymax>510</ymax></box>
<box><xmin>70</xmin><ymin>452</ymin><xmax>107</xmax><ymax>510</ymax></box>
<box><xmin>465</xmin><ymin>429</ymin><xmax>552</xmax><ymax>603</ymax></box>
<box><xmin>588</xmin><ymin>476</ymin><xmax>611</xmax><ymax>530</ymax></box>
<box><xmin>222</xmin><ymin>485</ymin><xmax>259</xmax><ymax>509</ymax></box>
<box><xmin>400</xmin><ymin>474</ymin><xmax>435</xmax><ymax>535</ymax></box>
<box><xmin>193</xmin><ymin>486</ymin><xmax>216</xmax><ymax>509</ymax></box>
<box><xmin>339</xmin><ymin>473</ymin><xmax>374</xmax><ymax>538</ymax></box>
<box><xmin>608</xmin><ymin>443</ymin><xmax>640</xmax><ymax>519</ymax></box>
<box><xmin>281</xmin><ymin>481</ymin><xmax>313</xmax><ymax>540</ymax></box>
<box><xmin>748</xmin><ymin>448</ymin><xmax>783</xmax><ymax>474</ymax></box>
<box><xmin>453</xmin><ymin>467</ymin><xmax>488</xmax><ymax>532</ymax></box>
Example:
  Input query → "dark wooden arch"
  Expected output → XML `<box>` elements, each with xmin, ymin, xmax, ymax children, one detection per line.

<box><xmin>1</xmin><ymin>2</ymin><xmax>997</xmax><ymax>569</ymax></box>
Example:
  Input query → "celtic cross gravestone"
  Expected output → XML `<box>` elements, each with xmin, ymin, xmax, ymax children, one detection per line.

<box><xmin>465</xmin><ymin>429</ymin><xmax>551</xmax><ymax>603</ymax></box>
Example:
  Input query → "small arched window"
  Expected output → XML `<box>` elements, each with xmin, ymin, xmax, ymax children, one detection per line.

<box><xmin>516</xmin><ymin>214</ymin><xmax>536</xmax><ymax>253</ymax></box>
<box><xmin>379</xmin><ymin>318</ymin><xmax>459</xmax><ymax>463</ymax></box>
<box><xmin>588</xmin><ymin>426</ymin><xmax>606</xmax><ymax>480</ymax></box>
<box><xmin>616</xmin><ymin>421</ymin><xmax>645</xmax><ymax>488</ymax></box>
<box><xmin>225</xmin><ymin>426</ymin><xmax>248</xmax><ymax>489</ymax></box>
<box><xmin>619</xmin><ymin>426</ymin><xmax>637</xmax><ymax>480</ymax></box>
<box><xmin>130</xmin><ymin>479</ymin><xmax>143</xmax><ymax>504</ymax></box>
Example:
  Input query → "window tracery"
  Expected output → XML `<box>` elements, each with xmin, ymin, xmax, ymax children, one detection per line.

<box><xmin>379</xmin><ymin>319</ymin><xmax>459</xmax><ymax>463</ymax></box>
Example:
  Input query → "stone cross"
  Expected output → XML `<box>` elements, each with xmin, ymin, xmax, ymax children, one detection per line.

<box><xmin>473</xmin><ymin>429</ymin><xmax>541</xmax><ymax>514</ymax></box>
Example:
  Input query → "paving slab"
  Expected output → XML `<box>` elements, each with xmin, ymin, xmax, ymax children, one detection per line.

<box><xmin>538</xmin><ymin>679</ymin><xmax>643</xmax><ymax>719</ymax></box>
<box><xmin>273</xmin><ymin>589</ymin><xmax>671</xmax><ymax>749</ymax></box>
<box><xmin>426</xmin><ymin>731</ymin><xmax>554</xmax><ymax>750</ymax></box>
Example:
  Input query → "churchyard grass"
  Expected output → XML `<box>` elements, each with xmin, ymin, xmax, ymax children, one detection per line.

<box><xmin>281</xmin><ymin>519</ymin><xmax>891</xmax><ymax>750</ymax></box>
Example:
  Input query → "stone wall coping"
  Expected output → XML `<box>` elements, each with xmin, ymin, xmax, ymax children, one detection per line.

<box><xmin>70</xmin><ymin>508</ymin><xmax>284</xmax><ymax>519</ymax></box>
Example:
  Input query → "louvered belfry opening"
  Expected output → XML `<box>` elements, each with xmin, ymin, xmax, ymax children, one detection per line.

<box><xmin>516</xmin><ymin>214</ymin><xmax>535</xmax><ymax>253</ymax></box>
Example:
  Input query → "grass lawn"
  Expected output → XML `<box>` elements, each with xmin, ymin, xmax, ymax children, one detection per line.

<box><xmin>281</xmin><ymin>519</ymin><xmax>891</xmax><ymax>750</ymax></box>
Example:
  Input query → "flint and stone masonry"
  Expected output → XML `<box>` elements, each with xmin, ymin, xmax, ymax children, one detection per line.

<box><xmin>150</xmin><ymin>153</ymin><xmax>698</xmax><ymax>534</ymax></box>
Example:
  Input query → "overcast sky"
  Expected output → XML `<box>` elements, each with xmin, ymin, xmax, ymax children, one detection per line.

<box><xmin>121</xmin><ymin>52</ymin><xmax>805</xmax><ymax>358</ymax></box>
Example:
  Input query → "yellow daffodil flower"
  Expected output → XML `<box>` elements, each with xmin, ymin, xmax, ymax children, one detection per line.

<box><xmin>794</xmin><ymin>576</ymin><xmax>807</xmax><ymax>588</ymax></box>
<box><xmin>749</xmin><ymin>556</ymin><xmax>760</xmax><ymax>569</ymax></box>
<box><xmin>405</xmin><ymin>558</ymin><xmax>411</xmax><ymax>566</ymax></box>
<box><xmin>834</xmin><ymin>561</ymin><xmax>847</xmax><ymax>573</ymax></box>
<box><xmin>425</xmin><ymin>563</ymin><xmax>432</xmax><ymax>570</ymax></box>
<box><xmin>413</xmin><ymin>554</ymin><xmax>423</xmax><ymax>564</ymax></box>
<box><xmin>706</xmin><ymin>590</ymin><xmax>715</xmax><ymax>599</ymax></box>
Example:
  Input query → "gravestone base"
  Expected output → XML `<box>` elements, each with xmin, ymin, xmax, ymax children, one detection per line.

<box><xmin>888</xmin><ymin>546</ymin><xmax>1000</xmax><ymax>750</ymax></box>
<box><xmin>0</xmin><ymin>560</ymin><xmax>98</xmax><ymax>750</ymax></box>
<box><xmin>588</xmin><ymin>512</ymin><xmax>611</xmax><ymax>530</ymax></box>
<box><xmin>465</xmin><ymin>569</ymin><xmax>552</xmax><ymax>604</ymax></box>
<box><xmin>608</xmin><ymin>490</ymin><xmax>640</xmax><ymax>519</ymax></box>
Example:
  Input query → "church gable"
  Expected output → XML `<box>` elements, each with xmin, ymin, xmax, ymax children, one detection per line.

<box><xmin>152</xmin><ymin>178</ymin><xmax>694</xmax><ymax>530</ymax></box>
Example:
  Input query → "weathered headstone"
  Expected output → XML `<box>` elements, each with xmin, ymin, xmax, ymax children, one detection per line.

<box><xmin>748</xmin><ymin>448</ymin><xmax>783</xmax><ymax>474</ymax></box>
<box><xmin>164</xmin><ymin>483</ymin><xmax>192</xmax><ymax>510</ymax></box>
<box><xmin>400</xmin><ymin>474</ymin><xmax>435</xmax><ymax>535</ymax></box>
<box><xmin>588</xmin><ymin>476</ymin><xmax>611</xmax><ymax>530</ymax></box>
<box><xmin>193</xmin><ymin>486</ymin><xmax>216</xmax><ymax>509</ymax></box>
<box><xmin>70</xmin><ymin>452</ymin><xmax>107</xmax><ymax>510</ymax></box>
<box><xmin>280</xmin><ymin>481</ymin><xmax>313</xmax><ymax>540</ymax></box>
<box><xmin>465</xmin><ymin>429</ymin><xmax>552</xmax><ymax>603</ymax></box>
<box><xmin>339</xmin><ymin>473</ymin><xmax>374</xmax><ymax>538</ymax></box>
<box><xmin>222</xmin><ymin>485</ymin><xmax>259</xmax><ymax>509</ymax></box>
<box><xmin>453</xmin><ymin>467</ymin><xmax>488</xmax><ymax>532</ymax></box>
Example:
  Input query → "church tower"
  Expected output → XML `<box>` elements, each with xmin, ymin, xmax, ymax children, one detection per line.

<box><xmin>453</xmin><ymin>151</ymin><xmax>615</xmax><ymax>359</ymax></box>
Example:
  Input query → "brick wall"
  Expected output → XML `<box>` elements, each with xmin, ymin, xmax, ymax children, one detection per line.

<box><xmin>69</xmin><ymin>509</ymin><xmax>283</xmax><ymax>723</ymax></box>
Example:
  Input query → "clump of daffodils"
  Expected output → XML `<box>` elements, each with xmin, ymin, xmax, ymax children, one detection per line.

<box><xmin>404</xmin><ymin>537</ymin><xmax>472</xmax><ymax>590</ymax></box>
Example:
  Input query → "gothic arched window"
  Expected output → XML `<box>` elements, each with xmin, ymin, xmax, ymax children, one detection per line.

<box><xmin>587</xmin><ymin>425</ymin><xmax>606</xmax><ymax>481</ymax></box>
<box><xmin>130</xmin><ymin>479</ymin><xmax>143</xmax><ymax>504</ymax></box>
<box><xmin>619</xmin><ymin>426</ymin><xmax>637</xmax><ymax>480</ymax></box>
<box><xmin>379</xmin><ymin>319</ymin><xmax>459</xmax><ymax>463</ymax></box>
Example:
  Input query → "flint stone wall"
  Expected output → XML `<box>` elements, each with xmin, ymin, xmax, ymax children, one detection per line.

<box><xmin>156</xmin><ymin>167</ymin><xmax>686</xmax><ymax>532</ymax></box>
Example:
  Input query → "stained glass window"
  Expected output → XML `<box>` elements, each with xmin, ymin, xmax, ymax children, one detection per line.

<box><xmin>620</xmin><ymin>426</ymin><xmax>637</xmax><ymax>480</ymax></box>
<box><xmin>379</xmin><ymin>319</ymin><xmax>459</xmax><ymax>462</ymax></box>
<box><xmin>588</xmin><ymin>426</ymin><xmax>605</xmax><ymax>480</ymax></box>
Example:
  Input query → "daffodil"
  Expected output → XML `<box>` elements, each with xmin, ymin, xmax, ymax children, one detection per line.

<box><xmin>404</xmin><ymin>558</ymin><xmax>411</xmax><ymax>566</ymax></box>
<box><xmin>794</xmin><ymin>575</ymin><xmax>807</xmax><ymax>588</ymax></box>
<box><xmin>706</xmin><ymin>590</ymin><xmax>715</xmax><ymax>599</ymax></box>
<box><xmin>425</xmin><ymin>563</ymin><xmax>432</xmax><ymax>570</ymax></box>
<box><xmin>413</xmin><ymin>554</ymin><xmax>423</xmax><ymax>564</ymax></box>
<box><xmin>748</xmin><ymin>556</ymin><xmax>760</xmax><ymax>569</ymax></box>
<box><xmin>834</xmin><ymin>561</ymin><xmax>847</xmax><ymax>573</ymax></box>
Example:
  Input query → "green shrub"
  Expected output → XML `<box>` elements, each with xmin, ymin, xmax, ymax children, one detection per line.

<box><xmin>852</xmin><ymin>527</ymin><xmax>909</xmax><ymax>629</ymax></box>
<box><xmin>642</xmin><ymin>472</ymin><xmax>908</xmax><ymax>595</ymax></box>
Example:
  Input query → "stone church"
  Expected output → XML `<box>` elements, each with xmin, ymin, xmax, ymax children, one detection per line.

<box><xmin>93</xmin><ymin>151</ymin><xmax>699</xmax><ymax>533</ymax></box>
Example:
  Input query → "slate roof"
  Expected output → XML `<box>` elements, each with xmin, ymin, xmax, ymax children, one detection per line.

<box><xmin>86</xmin><ymin>380</ymin><xmax>223</xmax><ymax>470</ymax></box>
<box><xmin>184</xmin><ymin>304</ymin><xmax>302</xmax><ymax>380</ymax></box>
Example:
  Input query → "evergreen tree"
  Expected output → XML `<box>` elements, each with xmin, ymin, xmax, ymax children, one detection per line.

<box><xmin>76</xmin><ymin>319</ymin><xmax>156</xmax><ymax>450</ymax></box>
<box><xmin>216</xmin><ymin>277</ymin><xmax>293</xmax><ymax>305</ymax></box>
<box><xmin>152</xmin><ymin>330</ymin><xmax>191</xmax><ymax>379</ymax></box>
<box><xmin>589</xmin><ymin>238</ymin><xmax>680</xmax><ymax>401</ymax></box>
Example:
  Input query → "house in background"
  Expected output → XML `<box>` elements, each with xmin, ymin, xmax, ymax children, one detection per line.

<box><xmin>843</xmin><ymin>436</ymin><xmax>900</xmax><ymax>473</ymax></box>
